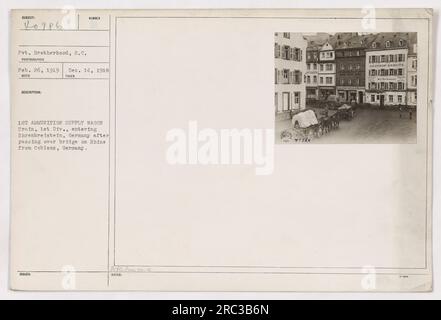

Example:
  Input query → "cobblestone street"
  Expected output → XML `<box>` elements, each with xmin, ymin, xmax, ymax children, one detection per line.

<box><xmin>275</xmin><ymin>108</ymin><xmax>417</xmax><ymax>144</ymax></box>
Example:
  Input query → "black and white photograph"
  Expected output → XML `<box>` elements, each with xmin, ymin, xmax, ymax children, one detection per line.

<box><xmin>1</xmin><ymin>1</ymin><xmax>439</xmax><ymax>302</ymax></box>
<box><xmin>275</xmin><ymin>32</ymin><xmax>417</xmax><ymax>144</ymax></box>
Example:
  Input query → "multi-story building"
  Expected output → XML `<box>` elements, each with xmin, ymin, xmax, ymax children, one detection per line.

<box><xmin>335</xmin><ymin>33</ymin><xmax>375</xmax><ymax>104</ymax></box>
<box><xmin>318</xmin><ymin>41</ymin><xmax>336</xmax><ymax>99</ymax></box>
<box><xmin>305</xmin><ymin>46</ymin><xmax>319</xmax><ymax>100</ymax></box>
<box><xmin>406</xmin><ymin>33</ymin><xmax>418</xmax><ymax>107</ymax></box>
<box><xmin>304</xmin><ymin>33</ymin><xmax>330</xmax><ymax>101</ymax></box>
<box><xmin>365</xmin><ymin>33</ymin><xmax>410</xmax><ymax>106</ymax></box>
<box><xmin>274</xmin><ymin>32</ymin><xmax>307</xmax><ymax>118</ymax></box>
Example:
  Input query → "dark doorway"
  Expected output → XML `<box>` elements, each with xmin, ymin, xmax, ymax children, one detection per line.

<box><xmin>359</xmin><ymin>91</ymin><xmax>363</xmax><ymax>104</ymax></box>
<box><xmin>380</xmin><ymin>95</ymin><xmax>385</xmax><ymax>107</ymax></box>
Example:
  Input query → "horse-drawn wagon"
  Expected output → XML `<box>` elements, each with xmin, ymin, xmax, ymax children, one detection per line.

<box><xmin>336</xmin><ymin>104</ymin><xmax>355</xmax><ymax>120</ymax></box>
<box><xmin>281</xmin><ymin>109</ymin><xmax>323</xmax><ymax>142</ymax></box>
<box><xmin>280</xmin><ymin>108</ymin><xmax>341</xmax><ymax>143</ymax></box>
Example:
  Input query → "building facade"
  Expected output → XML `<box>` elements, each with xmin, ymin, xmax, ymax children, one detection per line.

<box><xmin>365</xmin><ymin>33</ymin><xmax>409</xmax><ymax>106</ymax></box>
<box><xmin>318</xmin><ymin>41</ymin><xmax>336</xmax><ymax>99</ymax></box>
<box><xmin>335</xmin><ymin>33</ymin><xmax>374</xmax><ymax>104</ymax></box>
<box><xmin>305</xmin><ymin>46</ymin><xmax>319</xmax><ymax>100</ymax></box>
<box><xmin>406</xmin><ymin>33</ymin><xmax>418</xmax><ymax>107</ymax></box>
<box><xmin>274</xmin><ymin>32</ymin><xmax>307</xmax><ymax>117</ymax></box>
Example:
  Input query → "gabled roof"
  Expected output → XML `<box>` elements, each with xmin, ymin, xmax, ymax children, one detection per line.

<box><xmin>333</xmin><ymin>33</ymin><xmax>377</xmax><ymax>49</ymax></box>
<box><xmin>305</xmin><ymin>33</ymin><xmax>331</xmax><ymax>50</ymax></box>
<box><xmin>320</xmin><ymin>41</ymin><xmax>334</xmax><ymax>51</ymax></box>
<box><xmin>367</xmin><ymin>32</ymin><xmax>412</xmax><ymax>50</ymax></box>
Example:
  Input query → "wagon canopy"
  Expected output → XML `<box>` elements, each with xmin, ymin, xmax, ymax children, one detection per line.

<box><xmin>291</xmin><ymin>109</ymin><xmax>319</xmax><ymax>128</ymax></box>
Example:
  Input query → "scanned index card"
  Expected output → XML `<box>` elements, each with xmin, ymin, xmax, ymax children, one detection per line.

<box><xmin>10</xmin><ymin>8</ymin><xmax>433</xmax><ymax>291</ymax></box>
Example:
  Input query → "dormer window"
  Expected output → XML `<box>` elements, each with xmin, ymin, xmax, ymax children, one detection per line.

<box><xmin>385</xmin><ymin>41</ymin><xmax>391</xmax><ymax>48</ymax></box>
<box><xmin>398</xmin><ymin>39</ymin><xmax>404</xmax><ymax>46</ymax></box>
<box><xmin>372</xmin><ymin>42</ymin><xmax>377</xmax><ymax>48</ymax></box>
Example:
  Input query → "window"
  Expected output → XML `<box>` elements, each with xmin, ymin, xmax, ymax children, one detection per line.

<box><xmin>371</xmin><ymin>95</ymin><xmax>375</xmax><ymax>102</ymax></box>
<box><xmin>372</xmin><ymin>42</ymin><xmax>377</xmax><ymax>48</ymax></box>
<box><xmin>389</xmin><ymin>95</ymin><xmax>393</xmax><ymax>102</ymax></box>
<box><xmin>381</xmin><ymin>55</ymin><xmax>386</xmax><ymax>62</ymax></box>
<box><xmin>307</xmin><ymin>75</ymin><xmax>311</xmax><ymax>84</ymax></box>
<box><xmin>412</xmin><ymin>75</ymin><xmax>417</xmax><ymax>86</ymax></box>
<box><xmin>398</xmin><ymin>39</ymin><xmax>404</xmax><ymax>46</ymax></box>
<box><xmin>307</xmin><ymin>63</ymin><xmax>311</xmax><ymax>70</ymax></box>
<box><xmin>340</xmin><ymin>79</ymin><xmax>344</xmax><ymax>85</ymax></box>
<box><xmin>283</xmin><ymin>69</ymin><xmax>289</xmax><ymax>84</ymax></box>
<box><xmin>326</xmin><ymin>64</ymin><xmax>333</xmax><ymax>71</ymax></box>
<box><xmin>282</xmin><ymin>46</ymin><xmax>290</xmax><ymax>60</ymax></box>
<box><xmin>313</xmin><ymin>63</ymin><xmax>317</xmax><ymax>70</ymax></box>
<box><xmin>294</xmin><ymin>92</ymin><xmax>300</xmax><ymax>104</ymax></box>
<box><xmin>283</xmin><ymin>33</ymin><xmax>290</xmax><ymax>39</ymax></box>
<box><xmin>398</xmin><ymin>54</ymin><xmax>404</xmax><ymax>62</ymax></box>
<box><xmin>275</xmin><ymin>68</ymin><xmax>278</xmax><ymax>84</ymax></box>
<box><xmin>274</xmin><ymin>43</ymin><xmax>280</xmax><ymax>58</ymax></box>
<box><xmin>313</xmin><ymin>75</ymin><xmax>317</xmax><ymax>83</ymax></box>
<box><xmin>398</xmin><ymin>68</ymin><xmax>403</xmax><ymax>76</ymax></box>
<box><xmin>320</xmin><ymin>64</ymin><xmax>324</xmax><ymax>71</ymax></box>
<box><xmin>326</xmin><ymin>77</ymin><xmax>332</xmax><ymax>84</ymax></box>
<box><xmin>293</xmin><ymin>48</ymin><xmax>302</xmax><ymax>61</ymax></box>
<box><xmin>412</xmin><ymin>59</ymin><xmax>417</xmax><ymax>69</ymax></box>
<box><xmin>398</xmin><ymin>95</ymin><xmax>403</xmax><ymax>103</ymax></box>
<box><xmin>320</xmin><ymin>77</ymin><xmax>324</xmax><ymax>84</ymax></box>
<box><xmin>398</xmin><ymin>82</ymin><xmax>404</xmax><ymax>90</ymax></box>
<box><xmin>293</xmin><ymin>70</ymin><xmax>302</xmax><ymax>84</ymax></box>
<box><xmin>386</xmin><ymin>41</ymin><xmax>391</xmax><ymax>48</ymax></box>
<box><xmin>389</xmin><ymin>54</ymin><xmax>394</xmax><ymax>62</ymax></box>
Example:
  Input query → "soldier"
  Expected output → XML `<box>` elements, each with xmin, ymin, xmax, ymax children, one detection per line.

<box><xmin>399</xmin><ymin>104</ymin><xmax>404</xmax><ymax>119</ymax></box>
